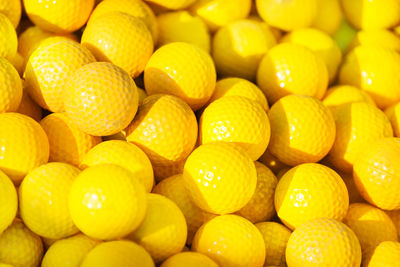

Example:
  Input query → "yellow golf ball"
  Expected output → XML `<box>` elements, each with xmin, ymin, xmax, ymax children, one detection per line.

<box><xmin>0</xmin><ymin>170</ymin><xmax>17</xmax><ymax>234</ymax></box>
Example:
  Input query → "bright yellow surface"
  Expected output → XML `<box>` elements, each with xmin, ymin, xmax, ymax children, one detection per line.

<box><xmin>0</xmin><ymin>57</ymin><xmax>22</xmax><ymax>113</ymax></box>
<box><xmin>0</xmin><ymin>14</ymin><xmax>17</xmax><ymax>61</ymax></box>
<box><xmin>0</xmin><ymin>0</ymin><xmax>21</xmax><ymax>28</ymax></box>
<box><xmin>0</xmin><ymin>171</ymin><xmax>17</xmax><ymax>234</ymax></box>
<box><xmin>161</xmin><ymin>252</ymin><xmax>219</xmax><ymax>267</ymax></box>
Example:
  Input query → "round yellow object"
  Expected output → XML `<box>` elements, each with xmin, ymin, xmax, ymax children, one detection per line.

<box><xmin>69</xmin><ymin>164</ymin><xmax>147</xmax><ymax>240</ymax></box>
<box><xmin>137</xmin><ymin>87</ymin><xmax>147</xmax><ymax>105</ymax></box>
<box><xmin>312</xmin><ymin>0</ymin><xmax>342</xmax><ymax>35</ymax></box>
<box><xmin>157</xmin><ymin>11</ymin><xmax>210</xmax><ymax>52</ymax></box>
<box><xmin>19</xmin><ymin>162</ymin><xmax>80</xmax><ymax>239</ymax></box>
<box><xmin>64</xmin><ymin>62</ymin><xmax>138</xmax><ymax>136</ymax></box>
<box><xmin>161</xmin><ymin>252</ymin><xmax>219</xmax><ymax>267</ymax></box>
<box><xmin>0</xmin><ymin>113</ymin><xmax>49</xmax><ymax>184</ymax></box>
<box><xmin>386</xmin><ymin>209</ymin><xmax>400</xmax><ymax>239</ymax></box>
<box><xmin>40</xmin><ymin>113</ymin><xmax>101</xmax><ymax>167</ymax></box>
<box><xmin>16</xmin><ymin>90</ymin><xmax>42</xmax><ymax>122</ymax></box>
<box><xmin>128</xmin><ymin>193</ymin><xmax>187</xmax><ymax>264</ymax></box>
<box><xmin>190</xmin><ymin>0</ymin><xmax>251</xmax><ymax>32</ymax></box>
<box><xmin>258</xmin><ymin>149</ymin><xmax>289</xmax><ymax>175</ymax></box>
<box><xmin>153</xmin><ymin>174</ymin><xmax>216</xmax><ymax>245</ymax></box>
<box><xmin>322</xmin><ymin>85</ymin><xmax>376</xmax><ymax>112</ymax></box>
<box><xmin>0</xmin><ymin>14</ymin><xmax>17</xmax><ymax>61</ymax></box>
<box><xmin>354</xmin><ymin>138</ymin><xmax>400</xmax><ymax>210</ymax></box>
<box><xmin>81</xmin><ymin>240</ymin><xmax>154</xmax><ymax>267</ymax></box>
<box><xmin>80</xmin><ymin>140</ymin><xmax>154</xmax><ymax>192</ymax></box>
<box><xmin>385</xmin><ymin>102</ymin><xmax>400</xmax><ymax>137</ymax></box>
<box><xmin>17</xmin><ymin>26</ymin><xmax>77</xmax><ymax>62</ymax></box>
<box><xmin>41</xmin><ymin>234</ymin><xmax>99</xmax><ymax>267</ymax></box>
<box><xmin>275</xmin><ymin>163</ymin><xmax>349</xmax><ymax>230</ymax></box>
<box><xmin>144</xmin><ymin>42</ymin><xmax>216</xmax><ymax>110</ymax></box>
<box><xmin>200</xmin><ymin>96</ymin><xmax>270</xmax><ymax>160</ymax></box>
<box><xmin>126</xmin><ymin>94</ymin><xmax>197</xmax><ymax>166</ymax></box>
<box><xmin>236</xmin><ymin>162</ymin><xmax>277</xmax><ymax>223</ymax></box>
<box><xmin>343</xmin><ymin>203</ymin><xmax>398</xmax><ymax>253</ymax></box>
<box><xmin>281</xmin><ymin>28</ymin><xmax>342</xmax><ymax>83</ymax></box>
<box><xmin>24</xmin><ymin>39</ymin><xmax>96</xmax><ymax>112</ymax></box>
<box><xmin>339</xmin><ymin>46</ymin><xmax>400</xmax><ymax>109</ymax></box>
<box><xmin>363</xmin><ymin>241</ymin><xmax>400</xmax><ymax>267</ymax></box>
<box><xmin>0</xmin><ymin>220</ymin><xmax>44</xmax><ymax>267</ymax></box>
<box><xmin>327</xmin><ymin>102</ymin><xmax>393</xmax><ymax>173</ymax></box>
<box><xmin>0</xmin><ymin>57</ymin><xmax>22</xmax><ymax>113</ymax></box>
<box><xmin>209</xmin><ymin>77</ymin><xmax>269</xmax><ymax>111</ymax></box>
<box><xmin>347</xmin><ymin>29</ymin><xmax>400</xmax><ymax>53</ymax></box>
<box><xmin>0</xmin><ymin>171</ymin><xmax>17</xmax><ymax>234</ymax></box>
<box><xmin>192</xmin><ymin>214</ymin><xmax>265</xmax><ymax>267</ymax></box>
<box><xmin>341</xmin><ymin>0</ymin><xmax>400</xmax><ymax>30</ymax></box>
<box><xmin>89</xmin><ymin>0</ymin><xmax>158</xmax><ymax>44</ymax></box>
<box><xmin>257</xmin><ymin>43</ymin><xmax>328</xmax><ymax>104</ymax></box>
<box><xmin>82</xmin><ymin>12</ymin><xmax>153</xmax><ymax>78</ymax></box>
<box><xmin>23</xmin><ymin>0</ymin><xmax>94</xmax><ymax>33</ymax></box>
<box><xmin>153</xmin><ymin>158</ymin><xmax>186</xmax><ymax>182</ymax></box>
<box><xmin>256</xmin><ymin>222</ymin><xmax>292</xmax><ymax>267</ymax></box>
<box><xmin>268</xmin><ymin>95</ymin><xmax>336</xmax><ymax>166</ymax></box>
<box><xmin>8</xmin><ymin>52</ymin><xmax>24</xmax><ymax>75</ymax></box>
<box><xmin>183</xmin><ymin>143</ymin><xmax>257</xmax><ymax>214</ymax></box>
<box><xmin>212</xmin><ymin>19</ymin><xmax>276</xmax><ymax>81</ymax></box>
<box><xmin>0</xmin><ymin>0</ymin><xmax>21</xmax><ymax>28</ymax></box>
<box><xmin>286</xmin><ymin>218</ymin><xmax>362</xmax><ymax>267</ymax></box>
<box><xmin>256</xmin><ymin>0</ymin><xmax>318</xmax><ymax>31</ymax></box>
<box><xmin>144</xmin><ymin>0</ymin><xmax>196</xmax><ymax>10</ymax></box>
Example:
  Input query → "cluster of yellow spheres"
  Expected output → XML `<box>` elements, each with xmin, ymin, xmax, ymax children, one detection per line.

<box><xmin>1</xmin><ymin>0</ymin><xmax>400</xmax><ymax>266</ymax></box>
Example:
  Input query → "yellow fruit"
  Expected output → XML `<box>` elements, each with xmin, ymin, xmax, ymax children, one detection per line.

<box><xmin>157</xmin><ymin>11</ymin><xmax>210</xmax><ymax>52</ymax></box>
<box><xmin>0</xmin><ymin>113</ymin><xmax>49</xmax><ymax>184</ymax></box>
<box><xmin>128</xmin><ymin>193</ymin><xmax>187</xmax><ymax>264</ymax></box>
<box><xmin>386</xmin><ymin>210</ymin><xmax>400</xmax><ymax>239</ymax></box>
<box><xmin>385</xmin><ymin>102</ymin><xmax>400</xmax><ymax>137</ymax></box>
<box><xmin>312</xmin><ymin>0</ymin><xmax>342</xmax><ymax>35</ymax></box>
<box><xmin>23</xmin><ymin>0</ymin><xmax>95</xmax><ymax>33</ymax></box>
<box><xmin>126</xmin><ymin>94</ymin><xmax>197</xmax><ymax>166</ymax></box>
<box><xmin>80</xmin><ymin>140</ymin><xmax>154</xmax><ymax>192</ymax></box>
<box><xmin>286</xmin><ymin>218</ymin><xmax>362</xmax><ymax>267</ymax></box>
<box><xmin>64</xmin><ymin>62</ymin><xmax>138</xmax><ymax>136</ymax></box>
<box><xmin>41</xmin><ymin>234</ymin><xmax>99</xmax><ymax>267</ymax></box>
<box><xmin>347</xmin><ymin>29</ymin><xmax>400</xmax><ymax>53</ymax></box>
<box><xmin>24</xmin><ymin>39</ymin><xmax>95</xmax><ymax>112</ymax></box>
<box><xmin>268</xmin><ymin>95</ymin><xmax>336</xmax><ymax>166</ymax></box>
<box><xmin>153</xmin><ymin>158</ymin><xmax>186</xmax><ymax>182</ymax></box>
<box><xmin>69</xmin><ymin>164</ymin><xmax>147</xmax><ymax>240</ymax></box>
<box><xmin>0</xmin><ymin>171</ymin><xmax>17</xmax><ymax>234</ymax></box>
<box><xmin>16</xmin><ymin>90</ymin><xmax>42</xmax><ymax>122</ymax></box>
<box><xmin>339</xmin><ymin>46</ymin><xmax>400</xmax><ymax>109</ymax></box>
<box><xmin>354</xmin><ymin>137</ymin><xmax>400</xmax><ymax>210</ymax></box>
<box><xmin>256</xmin><ymin>0</ymin><xmax>318</xmax><ymax>31</ymax></box>
<box><xmin>340</xmin><ymin>171</ymin><xmax>364</xmax><ymax>204</ymax></box>
<box><xmin>343</xmin><ymin>203</ymin><xmax>398</xmax><ymax>252</ymax></box>
<box><xmin>322</xmin><ymin>85</ymin><xmax>376</xmax><ymax>112</ymax></box>
<box><xmin>363</xmin><ymin>241</ymin><xmax>400</xmax><ymax>267</ymax></box>
<box><xmin>144</xmin><ymin>0</ymin><xmax>196</xmax><ymax>10</ymax></box>
<box><xmin>0</xmin><ymin>0</ymin><xmax>21</xmax><ymax>28</ymax></box>
<box><xmin>236</xmin><ymin>162</ymin><xmax>277</xmax><ymax>223</ymax></box>
<box><xmin>257</xmin><ymin>43</ymin><xmax>328</xmax><ymax>104</ymax></box>
<box><xmin>209</xmin><ymin>77</ymin><xmax>269</xmax><ymax>111</ymax></box>
<box><xmin>183</xmin><ymin>143</ymin><xmax>257</xmax><ymax>214</ymax></box>
<box><xmin>281</xmin><ymin>28</ymin><xmax>342</xmax><ymax>83</ymax></box>
<box><xmin>82</xmin><ymin>12</ymin><xmax>153</xmax><ymax>78</ymax></box>
<box><xmin>0</xmin><ymin>14</ymin><xmax>17</xmax><ymax>61</ymax></box>
<box><xmin>19</xmin><ymin>162</ymin><xmax>80</xmax><ymax>239</ymax></box>
<box><xmin>153</xmin><ymin>174</ymin><xmax>216</xmax><ymax>245</ymax></box>
<box><xmin>0</xmin><ymin>220</ymin><xmax>44</xmax><ymax>267</ymax></box>
<box><xmin>192</xmin><ymin>214</ymin><xmax>265</xmax><ymax>267</ymax></box>
<box><xmin>258</xmin><ymin>149</ymin><xmax>289</xmax><ymax>175</ymax></box>
<box><xmin>327</xmin><ymin>102</ymin><xmax>393</xmax><ymax>173</ymax></box>
<box><xmin>144</xmin><ymin>42</ymin><xmax>216</xmax><ymax>110</ymax></box>
<box><xmin>89</xmin><ymin>0</ymin><xmax>158</xmax><ymax>43</ymax></box>
<box><xmin>40</xmin><ymin>113</ymin><xmax>101</xmax><ymax>167</ymax></box>
<box><xmin>200</xmin><ymin>96</ymin><xmax>270</xmax><ymax>160</ymax></box>
<box><xmin>275</xmin><ymin>163</ymin><xmax>349</xmax><ymax>230</ymax></box>
<box><xmin>18</xmin><ymin>26</ymin><xmax>77</xmax><ymax>62</ymax></box>
<box><xmin>0</xmin><ymin>57</ymin><xmax>22</xmax><ymax>113</ymax></box>
<box><xmin>189</xmin><ymin>0</ymin><xmax>252</xmax><ymax>32</ymax></box>
<box><xmin>333</xmin><ymin>18</ymin><xmax>358</xmax><ymax>53</ymax></box>
<box><xmin>161</xmin><ymin>252</ymin><xmax>219</xmax><ymax>267</ymax></box>
<box><xmin>212</xmin><ymin>19</ymin><xmax>276</xmax><ymax>81</ymax></box>
<box><xmin>341</xmin><ymin>0</ymin><xmax>400</xmax><ymax>30</ymax></box>
<box><xmin>81</xmin><ymin>240</ymin><xmax>154</xmax><ymax>267</ymax></box>
<box><xmin>256</xmin><ymin>222</ymin><xmax>292</xmax><ymax>267</ymax></box>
